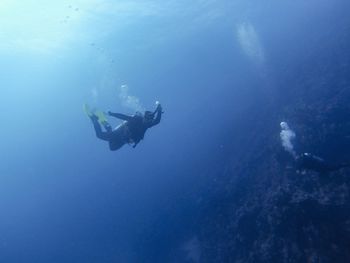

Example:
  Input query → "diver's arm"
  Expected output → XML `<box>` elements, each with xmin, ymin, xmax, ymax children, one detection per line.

<box><xmin>108</xmin><ymin>112</ymin><xmax>133</xmax><ymax>121</ymax></box>
<box><xmin>149</xmin><ymin>105</ymin><xmax>162</xmax><ymax>128</ymax></box>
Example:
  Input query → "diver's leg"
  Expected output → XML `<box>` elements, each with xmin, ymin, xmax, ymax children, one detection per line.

<box><xmin>102</xmin><ymin>121</ymin><xmax>113</xmax><ymax>133</ymax></box>
<box><xmin>90</xmin><ymin>116</ymin><xmax>110</xmax><ymax>141</ymax></box>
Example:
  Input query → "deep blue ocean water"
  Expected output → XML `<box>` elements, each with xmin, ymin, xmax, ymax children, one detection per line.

<box><xmin>0</xmin><ymin>0</ymin><xmax>349</xmax><ymax>262</ymax></box>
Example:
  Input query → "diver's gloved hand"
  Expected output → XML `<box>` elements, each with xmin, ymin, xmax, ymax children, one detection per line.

<box><xmin>156</xmin><ymin>102</ymin><xmax>163</xmax><ymax>113</ymax></box>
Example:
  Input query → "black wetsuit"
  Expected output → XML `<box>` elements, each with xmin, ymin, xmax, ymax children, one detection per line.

<box><xmin>295</xmin><ymin>153</ymin><xmax>349</xmax><ymax>174</ymax></box>
<box><xmin>91</xmin><ymin>108</ymin><xmax>162</xmax><ymax>151</ymax></box>
<box><xmin>109</xmin><ymin>110</ymin><xmax>162</xmax><ymax>148</ymax></box>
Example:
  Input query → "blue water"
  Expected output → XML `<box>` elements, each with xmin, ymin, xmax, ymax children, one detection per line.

<box><xmin>0</xmin><ymin>0</ymin><xmax>349</xmax><ymax>262</ymax></box>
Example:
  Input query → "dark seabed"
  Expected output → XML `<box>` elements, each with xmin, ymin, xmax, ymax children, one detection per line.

<box><xmin>0</xmin><ymin>0</ymin><xmax>350</xmax><ymax>262</ymax></box>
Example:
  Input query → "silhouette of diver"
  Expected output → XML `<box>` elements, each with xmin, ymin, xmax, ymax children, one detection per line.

<box><xmin>295</xmin><ymin>153</ymin><xmax>350</xmax><ymax>174</ymax></box>
<box><xmin>89</xmin><ymin>103</ymin><xmax>163</xmax><ymax>151</ymax></box>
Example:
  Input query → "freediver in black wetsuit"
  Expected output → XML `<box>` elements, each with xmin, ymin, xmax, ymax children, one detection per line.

<box><xmin>89</xmin><ymin>103</ymin><xmax>163</xmax><ymax>151</ymax></box>
<box><xmin>295</xmin><ymin>153</ymin><xmax>350</xmax><ymax>174</ymax></box>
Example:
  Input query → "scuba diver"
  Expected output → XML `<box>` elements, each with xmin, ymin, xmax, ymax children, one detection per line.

<box><xmin>279</xmin><ymin>121</ymin><xmax>350</xmax><ymax>174</ymax></box>
<box><xmin>295</xmin><ymin>153</ymin><xmax>350</xmax><ymax>174</ymax></box>
<box><xmin>86</xmin><ymin>102</ymin><xmax>163</xmax><ymax>151</ymax></box>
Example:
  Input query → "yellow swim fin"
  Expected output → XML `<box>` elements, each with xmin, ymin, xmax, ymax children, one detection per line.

<box><xmin>83</xmin><ymin>103</ymin><xmax>93</xmax><ymax>118</ymax></box>
<box><xmin>83</xmin><ymin>104</ymin><xmax>108</xmax><ymax>125</ymax></box>
<box><xmin>95</xmin><ymin>110</ymin><xmax>108</xmax><ymax>125</ymax></box>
